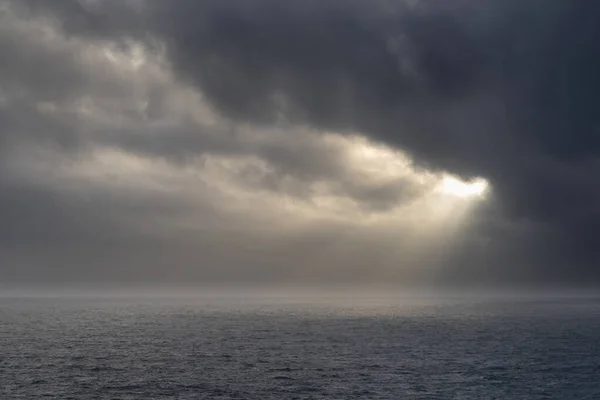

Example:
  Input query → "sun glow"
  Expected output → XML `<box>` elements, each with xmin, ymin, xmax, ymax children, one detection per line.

<box><xmin>439</xmin><ymin>176</ymin><xmax>489</xmax><ymax>199</ymax></box>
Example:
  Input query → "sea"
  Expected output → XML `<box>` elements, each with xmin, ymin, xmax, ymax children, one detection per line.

<box><xmin>1</xmin><ymin>289</ymin><xmax>600</xmax><ymax>399</ymax></box>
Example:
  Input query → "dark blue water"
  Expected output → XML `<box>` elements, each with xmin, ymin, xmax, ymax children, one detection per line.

<box><xmin>1</xmin><ymin>293</ymin><xmax>600</xmax><ymax>399</ymax></box>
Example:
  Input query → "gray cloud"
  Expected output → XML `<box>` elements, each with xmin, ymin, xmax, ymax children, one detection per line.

<box><xmin>2</xmin><ymin>0</ymin><xmax>600</xmax><ymax>286</ymax></box>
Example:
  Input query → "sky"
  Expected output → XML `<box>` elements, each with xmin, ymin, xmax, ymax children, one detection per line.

<box><xmin>1</xmin><ymin>0</ymin><xmax>599</xmax><ymax>287</ymax></box>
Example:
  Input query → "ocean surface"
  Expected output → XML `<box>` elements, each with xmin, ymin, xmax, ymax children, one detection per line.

<box><xmin>1</xmin><ymin>291</ymin><xmax>600</xmax><ymax>399</ymax></box>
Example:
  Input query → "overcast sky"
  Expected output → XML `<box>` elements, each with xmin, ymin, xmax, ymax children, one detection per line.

<box><xmin>1</xmin><ymin>0</ymin><xmax>599</xmax><ymax>287</ymax></box>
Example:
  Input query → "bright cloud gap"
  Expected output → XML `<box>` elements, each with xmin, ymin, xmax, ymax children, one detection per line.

<box><xmin>439</xmin><ymin>176</ymin><xmax>489</xmax><ymax>199</ymax></box>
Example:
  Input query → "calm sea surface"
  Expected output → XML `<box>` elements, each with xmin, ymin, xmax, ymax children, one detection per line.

<box><xmin>1</xmin><ymin>292</ymin><xmax>600</xmax><ymax>399</ymax></box>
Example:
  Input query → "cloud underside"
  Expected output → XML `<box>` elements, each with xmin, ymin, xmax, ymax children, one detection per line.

<box><xmin>2</xmin><ymin>0</ymin><xmax>600</xmax><ymax>285</ymax></box>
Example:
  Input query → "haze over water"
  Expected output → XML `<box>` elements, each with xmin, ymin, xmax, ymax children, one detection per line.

<box><xmin>2</xmin><ymin>289</ymin><xmax>600</xmax><ymax>399</ymax></box>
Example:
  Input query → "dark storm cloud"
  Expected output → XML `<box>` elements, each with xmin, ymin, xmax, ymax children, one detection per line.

<box><xmin>142</xmin><ymin>0</ymin><xmax>600</xmax><ymax>279</ymax></box>
<box><xmin>3</xmin><ymin>0</ymin><xmax>600</xmax><ymax>284</ymax></box>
